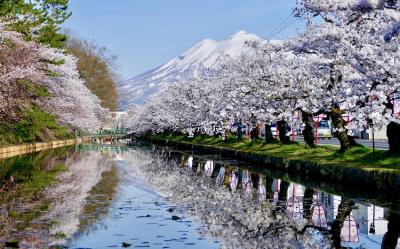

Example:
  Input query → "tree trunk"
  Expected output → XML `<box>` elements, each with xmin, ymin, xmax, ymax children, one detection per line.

<box><xmin>213</xmin><ymin>124</ymin><xmax>218</xmax><ymax>138</ymax></box>
<box><xmin>224</xmin><ymin>128</ymin><xmax>231</xmax><ymax>138</ymax></box>
<box><xmin>277</xmin><ymin>121</ymin><xmax>290</xmax><ymax>144</ymax></box>
<box><xmin>237</xmin><ymin>120</ymin><xmax>243</xmax><ymax>142</ymax></box>
<box><xmin>264</xmin><ymin>123</ymin><xmax>274</xmax><ymax>143</ymax></box>
<box><xmin>381</xmin><ymin>201</ymin><xmax>400</xmax><ymax>249</ymax></box>
<box><xmin>330</xmin><ymin>198</ymin><xmax>355</xmax><ymax>249</ymax></box>
<box><xmin>264</xmin><ymin>175</ymin><xmax>274</xmax><ymax>200</ymax></box>
<box><xmin>330</xmin><ymin>107</ymin><xmax>356</xmax><ymax>153</ymax></box>
<box><xmin>303</xmin><ymin>188</ymin><xmax>315</xmax><ymax>220</ymax></box>
<box><xmin>302</xmin><ymin>112</ymin><xmax>315</xmax><ymax>148</ymax></box>
<box><xmin>387</xmin><ymin>122</ymin><xmax>400</xmax><ymax>154</ymax></box>
<box><xmin>250</xmin><ymin>114</ymin><xmax>258</xmax><ymax>140</ymax></box>
<box><xmin>256</xmin><ymin>124</ymin><xmax>262</xmax><ymax>139</ymax></box>
<box><xmin>275</xmin><ymin>180</ymin><xmax>290</xmax><ymax>213</ymax></box>
<box><xmin>250</xmin><ymin>127</ymin><xmax>259</xmax><ymax>140</ymax></box>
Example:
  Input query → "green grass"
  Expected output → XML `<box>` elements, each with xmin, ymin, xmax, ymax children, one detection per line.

<box><xmin>18</xmin><ymin>79</ymin><xmax>52</xmax><ymax>98</ymax></box>
<box><xmin>0</xmin><ymin>105</ymin><xmax>72</xmax><ymax>145</ymax></box>
<box><xmin>149</xmin><ymin>133</ymin><xmax>400</xmax><ymax>173</ymax></box>
<box><xmin>53</xmin><ymin>232</ymin><xmax>67</xmax><ymax>239</ymax></box>
<box><xmin>15</xmin><ymin>106</ymin><xmax>71</xmax><ymax>143</ymax></box>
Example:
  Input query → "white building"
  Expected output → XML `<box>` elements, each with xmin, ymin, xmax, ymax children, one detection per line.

<box><xmin>103</xmin><ymin>111</ymin><xmax>127</xmax><ymax>130</ymax></box>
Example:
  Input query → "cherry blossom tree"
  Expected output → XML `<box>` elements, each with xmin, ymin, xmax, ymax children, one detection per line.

<box><xmin>1</xmin><ymin>19</ymin><xmax>107</xmax><ymax>134</ymax></box>
<box><xmin>0</xmin><ymin>25</ymin><xmax>45</xmax><ymax>122</ymax></box>
<box><xmin>39</xmin><ymin>46</ymin><xmax>106</xmax><ymax>131</ymax></box>
<box><xmin>297</xmin><ymin>0</ymin><xmax>400</xmax><ymax>152</ymax></box>
<box><xmin>125</xmin><ymin>0</ymin><xmax>400</xmax><ymax>153</ymax></box>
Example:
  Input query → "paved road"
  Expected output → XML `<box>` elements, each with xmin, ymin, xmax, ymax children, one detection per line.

<box><xmin>292</xmin><ymin>136</ymin><xmax>389</xmax><ymax>150</ymax></box>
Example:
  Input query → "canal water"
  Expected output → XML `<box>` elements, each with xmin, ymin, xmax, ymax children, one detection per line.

<box><xmin>0</xmin><ymin>142</ymin><xmax>399</xmax><ymax>249</ymax></box>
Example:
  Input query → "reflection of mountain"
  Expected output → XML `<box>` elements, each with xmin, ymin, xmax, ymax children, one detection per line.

<box><xmin>119</xmin><ymin>31</ymin><xmax>263</xmax><ymax>108</ymax></box>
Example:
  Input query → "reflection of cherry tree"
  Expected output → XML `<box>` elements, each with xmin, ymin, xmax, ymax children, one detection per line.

<box><xmin>272</xmin><ymin>179</ymin><xmax>282</xmax><ymax>206</ymax></box>
<box><xmin>229</xmin><ymin>171</ymin><xmax>239</xmax><ymax>192</ymax></box>
<box><xmin>125</xmin><ymin>148</ymin><xmax>333</xmax><ymax>249</ymax></box>
<box><xmin>242</xmin><ymin>170</ymin><xmax>253</xmax><ymax>196</ymax></box>
<box><xmin>330</xmin><ymin>199</ymin><xmax>356</xmax><ymax>248</ymax></box>
<box><xmin>204</xmin><ymin>160</ymin><xmax>214</xmax><ymax>177</ymax></box>
<box><xmin>381</xmin><ymin>202</ymin><xmax>400</xmax><ymax>249</ymax></box>
<box><xmin>340</xmin><ymin>215</ymin><xmax>359</xmax><ymax>244</ymax></box>
<box><xmin>258</xmin><ymin>176</ymin><xmax>267</xmax><ymax>202</ymax></box>
<box><xmin>41</xmin><ymin>153</ymin><xmax>112</xmax><ymax>244</ymax></box>
<box><xmin>216</xmin><ymin>166</ymin><xmax>225</xmax><ymax>186</ymax></box>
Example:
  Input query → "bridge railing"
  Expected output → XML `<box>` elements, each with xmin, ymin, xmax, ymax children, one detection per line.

<box><xmin>75</xmin><ymin>143</ymin><xmax>128</xmax><ymax>153</ymax></box>
<box><xmin>92</xmin><ymin>128</ymin><xmax>130</xmax><ymax>135</ymax></box>
<box><xmin>74</xmin><ymin>128</ymin><xmax>130</xmax><ymax>137</ymax></box>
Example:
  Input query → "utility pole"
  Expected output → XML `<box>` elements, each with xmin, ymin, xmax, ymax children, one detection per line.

<box><xmin>372</xmin><ymin>124</ymin><xmax>375</xmax><ymax>155</ymax></box>
<box><xmin>306</xmin><ymin>15</ymin><xmax>312</xmax><ymax>33</ymax></box>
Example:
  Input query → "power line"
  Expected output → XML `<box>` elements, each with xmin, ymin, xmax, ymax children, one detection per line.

<box><xmin>262</xmin><ymin>10</ymin><xmax>300</xmax><ymax>40</ymax></box>
<box><xmin>264</xmin><ymin>17</ymin><xmax>298</xmax><ymax>40</ymax></box>
<box><xmin>262</xmin><ymin>10</ymin><xmax>294</xmax><ymax>39</ymax></box>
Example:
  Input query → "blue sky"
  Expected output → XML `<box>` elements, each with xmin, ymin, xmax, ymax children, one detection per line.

<box><xmin>64</xmin><ymin>0</ymin><xmax>304</xmax><ymax>79</ymax></box>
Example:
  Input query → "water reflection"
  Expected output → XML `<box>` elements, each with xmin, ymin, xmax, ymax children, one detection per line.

<box><xmin>77</xmin><ymin>164</ymin><xmax>119</xmax><ymax>233</ymax></box>
<box><xmin>43</xmin><ymin>152</ymin><xmax>115</xmax><ymax>244</ymax></box>
<box><xmin>132</xmin><ymin>148</ymin><xmax>332</xmax><ymax>249</ymax></box>
<box><xmin>0</xmin><ymin>142</ymin><xmax>399</xmax><ymax>249</ymax></box>
<box><xmin>0</xmin><ymin>147</ymin><xmax>74</xmax><ymax>248</ymax></box>
<box><xmin>0</xmin><ymin>146</ymin><xmax>122</xmax><ymax>248</ymax></box>
<box><xmin>310</xmin><ymin>191</ymin><xmax>328</xmax><ymax>228</ymax></box>
<box><xmin>258</xmin><ymin>176</ymin><xmax>267</xmax><ymax>202</ymax></box>
<box><xmin>204</xmin><ymin>160</ymin><xmax>214</xmax><ymax>177</ymax></box>
<box><xmin>216</xmin><ymin>166</ymin><xmax>225</xmax><ymax>186</ymax></box>
<box><xmin>157</xmin><ymin>146</ymin><xmax>400</xmax><ymax>249</ymax></box>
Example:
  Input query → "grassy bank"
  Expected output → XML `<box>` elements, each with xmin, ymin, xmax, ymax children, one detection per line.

<box><xmin>0</xmin><ymin>106</ymin><xmax>73</xmax><ymax>146</ymax></box>
<box><xmin>148</xmin><ymin>133</ymin><xmax>400</xmax><ymax>173</ymax></box>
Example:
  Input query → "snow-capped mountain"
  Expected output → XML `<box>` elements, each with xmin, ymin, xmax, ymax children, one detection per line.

<box><xmin>119</xmin><ymin>31</ymin><xmax>263</xmax><ymax>109</ymax></box>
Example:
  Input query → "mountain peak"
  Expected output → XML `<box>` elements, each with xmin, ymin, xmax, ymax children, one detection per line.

<box><xmin>120</xmin><ymin>30</ymin><xmax>264</xmax><ymax>108</ymax></box>
<box><xmin>230</xmin><ymin>30</ymin><xmax>248</xmax><ymax>37</ymax></box>
<box><xmin>199</xmin><ymin>38</ymin><xmax>217</xmax><ymax>44</ymax></box>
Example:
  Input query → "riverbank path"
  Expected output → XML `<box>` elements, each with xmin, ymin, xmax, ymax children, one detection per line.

<box><xmin>293</xmin><ymin>136</ymin><xmax>389</xmax><ymax>150</ymax></box>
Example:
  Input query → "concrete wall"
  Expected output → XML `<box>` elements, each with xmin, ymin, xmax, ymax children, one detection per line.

<box><xmin>0</xmin><ymin>137</ymin><xmax>91</xmax><ymax>159</ymax></box>
<box><xmin>147</xmin><ymin>138</ymin><xmax>400</xmax><ymax>192</ymax></box>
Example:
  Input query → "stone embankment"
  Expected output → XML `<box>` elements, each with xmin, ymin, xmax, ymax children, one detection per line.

<box><xmin>0</xmin><ymin>137</ymin><xmax>91</xmax><ymax>159</ymax></box>
<box><xmin>147</xmin><ymin>138</ymin><xmax>400</xmax><ymax>192</ymax></box>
